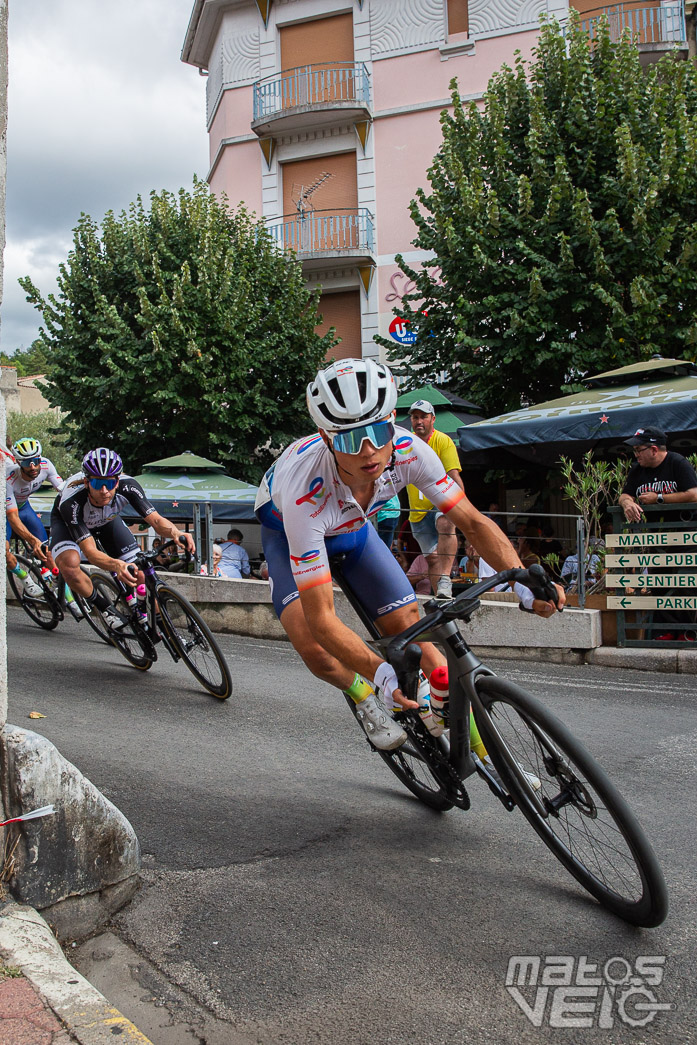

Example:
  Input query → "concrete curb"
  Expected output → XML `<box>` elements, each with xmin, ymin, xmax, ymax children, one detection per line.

<box><xmin>0</xmin><ymin>901</ymin><xmax>152</xmax><ymax>1044</ymax></box>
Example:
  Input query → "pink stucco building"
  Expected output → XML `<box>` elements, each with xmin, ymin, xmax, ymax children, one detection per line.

<box><xmin>182</xmin><ymin>0</ymin><xmax>689</xmax><ymax>361</ymax></box>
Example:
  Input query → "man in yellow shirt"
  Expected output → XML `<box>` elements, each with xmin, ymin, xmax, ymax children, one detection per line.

<box><xmin>407</xmin><ymin>400</ymin><xmax>464</xmax><ymax>598</ymax></box>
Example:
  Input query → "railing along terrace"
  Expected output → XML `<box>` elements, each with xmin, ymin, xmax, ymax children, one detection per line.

<box><xmin>253</xmin><ymin>62</ymin><xmax>371</xmax><ymax>122</ymax></box>
<box><xmin>580</xmin><ymin>2</ymin><xmax>686</xmax><ymax>45</ymax></box>
<box><xmin>266</xmin><ymin>209</ymin><xmax>375</xmax><ymax>255</ymax></box>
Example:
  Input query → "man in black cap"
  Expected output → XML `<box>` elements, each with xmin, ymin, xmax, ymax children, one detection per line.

<box><xmin>619</xmin><ymin>426</ymin><xmax>697</xmax><ymax>640</ymax></box>
<box><xmin>619</xmin><ymin>427</ymin><xmax>697</xmax><ymax>523</ymax></box>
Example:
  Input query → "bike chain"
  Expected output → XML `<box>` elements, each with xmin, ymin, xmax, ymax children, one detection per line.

<box><xmin>405</xmin><ymin>717</ymin><xmax>471</xmax><ymax>811</ymax></box>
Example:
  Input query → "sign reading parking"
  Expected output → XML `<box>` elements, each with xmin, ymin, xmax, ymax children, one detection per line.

<box><xmin>388</xmin><ymin>317</ymin><xmax>417</xmax><ymax>345</ymax></box>
<box><xmin>608</xmin><ymin>596</ymin><xmax>697</xmax><ymax>610</ymax></box>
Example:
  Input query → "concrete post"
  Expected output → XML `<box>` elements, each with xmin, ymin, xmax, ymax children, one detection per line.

<box><xmin>1</xmin><ymin>0</ymin><xmax>10</xmax><ymax>828</ymax></box>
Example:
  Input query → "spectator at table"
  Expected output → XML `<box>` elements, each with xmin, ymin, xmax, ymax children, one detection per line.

<box><xmin>218</xmin><ymin>528</ymin><xmax>251</xmax><ymax>579</ymax></box>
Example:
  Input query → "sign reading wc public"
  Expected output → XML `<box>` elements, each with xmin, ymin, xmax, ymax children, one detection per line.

<box><xmin>606</xmin><ymin>531</ymin><xmax>697</xmax><ymax>611</ymax></box>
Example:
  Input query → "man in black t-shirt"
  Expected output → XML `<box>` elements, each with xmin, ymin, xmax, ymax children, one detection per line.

<box><xmin>619</xmin><ymin>427</ymin><xmax>697</xmax><ymax>522</ymax></box>
<box><xmin>619</xmin><ymin>426</ymin><xmax>697</xmax><ymax>639</ymax></box>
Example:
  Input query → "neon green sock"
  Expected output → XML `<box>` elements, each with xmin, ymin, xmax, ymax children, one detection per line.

<box><xmin>11</xmin><ymin>564</ymin><xmax>28</xmax><ymax>579</ymax></box>
<box><xmin>64</xmin><ymin>586</ymin><xmax>75</xmax><ymax>604</ymax></box>
<box><xmin>470</xmin><ymin>711</ymin><xmax>488</xmax><ymax>760</ymax></box>
<box><xmin>344</xmin><ymin>673</ymin><xmax>374</xmax><ymax>704</ymax></box>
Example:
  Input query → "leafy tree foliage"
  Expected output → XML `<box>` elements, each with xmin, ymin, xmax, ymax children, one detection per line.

<box><xmin>6</xmin><ymin>410</ymin><xmax>82</xmax><ymax>477</ymax></box>
<box><xmin>378</xmin><ymin>15</ymin><xmax>697</xmax><ymax>414</ymax></box>
<box><xmin>0</xmin><ymin>340</ymin><xmax>51</xmax><ymax>375</ymax></box>
<box><xmin>20</xmin><ymin>180</ymin><xmax>334</xmax><ymax>480</ymax></box>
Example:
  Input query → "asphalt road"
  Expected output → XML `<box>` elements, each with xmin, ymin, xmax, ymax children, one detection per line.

<box><xmin>6</xmin><ymin>605</ymin><xmax>697</xmax><ymax>1045</ymax></box>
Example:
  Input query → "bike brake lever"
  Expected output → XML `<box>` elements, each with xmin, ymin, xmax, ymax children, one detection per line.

<box><xmin>389</xmin><ymin>642</ymin><xmax>422</xmax><ymax>703</ymax></box>
<box><xmin>520</xmin><ymin>563</ymin><xmax>563</xmax><ymax>611</ymax></box>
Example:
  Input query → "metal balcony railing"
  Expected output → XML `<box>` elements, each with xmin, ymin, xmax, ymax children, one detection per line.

<box><xmin>266</xmin><ymin>209</ymin><xmax>375</xmax><ymax>257</ymax></box>
<box><xmin>253</xmin><ymin>62</ymin><xmax>371</xmax><ymax>123</ymax></box>
<box><xmin>580</xmin><ymin>2</ymin><xmax>686</xmax><ymax>46</ymax></box>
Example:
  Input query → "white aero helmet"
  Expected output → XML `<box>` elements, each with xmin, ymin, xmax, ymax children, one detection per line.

<box><xmin>307</xmin><ymin>358</ymin><xmax>397</xmax><ymax>433</ymax></box>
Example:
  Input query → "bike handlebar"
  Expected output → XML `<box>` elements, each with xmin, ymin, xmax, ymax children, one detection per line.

<box><xmin>386</xmin><ymin>563</ymin><xmax>561</xmax><ymax>662</ymax></box>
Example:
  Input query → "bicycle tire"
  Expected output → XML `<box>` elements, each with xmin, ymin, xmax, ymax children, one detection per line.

<box><xmin>92</xmin><ymin>575</ymin><xmax>153</xmax><ymax>671</ymax></box>
<box><xmin>157</xmin><ymin>586</ymin><xmax>232</xmax><ymax>698</ymax></box>
<box><xmin>473</xmin><ymin>675</ymin><xmax>668</xmax><ymax>927</ymax></box>
<box><xmin>344</xmin><ymin>695</ymin><xmax>454</xmax><ymax>811</ymax></box>
<box><xmin>75</xmin><ymin>573</ymin><xmax>112</xmax><ymax>646</ymax></box>
<box><xmin>7</xmin><ymin>558</ymin><xmax>61</xmax><ymax>631</ymax></box>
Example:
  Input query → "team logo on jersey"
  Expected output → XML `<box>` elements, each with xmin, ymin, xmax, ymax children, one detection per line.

<box><xmin>296</xmin><ymin>435</ymin><xmax>322</xmax><ymax>455</ymax></box>
<box><xmin>435</xmin><ymin>474</ymin><xmax>452</xmax><ymax>488</ymax></box>
<box><xmin>290</xmin><ymin>549</ymin><xmax>321</xmax><ymax>565</ymax></box>
<box><xmin>296</xmin><ymin>476</ymin><xmax>325</xmax><ymax>506</ymax></box>
<box><xmin>394</xmin><ymin>436</ymin><xmax>413</xmax><ymax>455</ymax></box>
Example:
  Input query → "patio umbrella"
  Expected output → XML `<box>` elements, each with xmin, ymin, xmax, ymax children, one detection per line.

<box><xmin>128</xmin><ymin>451</ymin><xmax>258</xmax><ymax>522</ymax></box>
<box><xmin>395</xmin><ymin>384</ymin><xmax>483</xmax><ymax>435</ymax></box>
<box><xmin>457</xmin><ymin>358</ymin><xmax>697</xmax><ymax>468</ymax></box>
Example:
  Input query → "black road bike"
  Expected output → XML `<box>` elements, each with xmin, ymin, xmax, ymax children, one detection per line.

<box><xmin>92</xmin><ymin>538</ymin><xmax>232</xmax><ymax>700</ymax></box>
<box><xmin>334</xmin><ymin>559</ymin><xmax>668</xmax><ymax>928</ymax></box>
<box><xmin>6</xmin><ymin>540</ymin><xmax>94</xmax><ymax>632</ymax></box>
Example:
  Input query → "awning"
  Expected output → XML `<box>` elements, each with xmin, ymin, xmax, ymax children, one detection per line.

<box><xmin>458</xmin><ymin>358</ymin><xmax>697</xmax><ymax>467</ymax></box>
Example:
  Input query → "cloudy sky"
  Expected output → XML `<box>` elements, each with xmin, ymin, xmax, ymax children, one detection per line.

<box><xmin>1</xmin><ymin>0</ymin><xmax>210</xmax><ymax>353</ymax></box>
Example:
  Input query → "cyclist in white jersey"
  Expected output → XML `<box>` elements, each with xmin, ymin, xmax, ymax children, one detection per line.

<box><xmin>256</xmin><ymin>359</ymin><xmax>565</xmax><ymax>750</ymax></box>
<box><xmin>5</xmin><ymin>437</ymin><xmax>63</xmax><ymax>558</ymax></box>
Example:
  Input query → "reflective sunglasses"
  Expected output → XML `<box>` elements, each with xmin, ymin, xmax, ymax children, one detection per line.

<box><xmin>22</xmin><ymin>457</ymin><xmax>42</xmax><ymax>467</ymax></box>
<box><xmin>331</xmin><ymin>420</ymin><xmax>395</xmax><ymax>455</ymax></box>
<box><xmin>88</xmin><ymin>477</ymin><xmax>119</xmax><ymax>490</ymax></box>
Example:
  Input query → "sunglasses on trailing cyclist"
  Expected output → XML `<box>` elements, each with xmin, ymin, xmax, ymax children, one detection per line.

<box><xmin>331</xmin><ymin>420</ymin><xmax>395</xmax><ymax>455</ymax></box>
<box><xmin>22</xmin><ymin>457</ymin><xmax>42</xmax><ymax>467</ymax></box>
<box><xmin>88</xmin><ymin>477</ymin><xmax>119</xmax><ymax>490</ymax></box>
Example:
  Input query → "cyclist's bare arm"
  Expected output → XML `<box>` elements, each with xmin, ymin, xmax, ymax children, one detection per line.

<box><xmin>143</xmin><ymin>511</ymin><xmax>195</xmax><ymax>556</ymax></box>
<box><xmin>77</xmin><ymin>536</ymin><xmax>138</xmax><ymax>587</ymax></box>
<box><xmin>6</xmin><ymin>509</ymin><xmax>47</xmax><ymax>561</ymax></box>
<box><xmin>447</xmin><ymin>497</ymin><xmax>565</xmax><ymax>614</ymax></box>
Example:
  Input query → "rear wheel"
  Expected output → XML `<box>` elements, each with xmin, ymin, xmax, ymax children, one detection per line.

<box><xmin>473</xmin><ymin>676</ymin><xmax>668</xmax><ymax>927</ymax></box>
<box><xmin>157</xmin><ymin>586</ymin><xmax>232</xmax><ymax>698</ymax></box>
<box><xmin>92</xmin><ymin>574</ymin><xmax>153</xmax><ymax>670</ymax></box>
<box><xmin>345</xmin><ymin>696</ymin><xmax>455</xmax><ymax>811</ymax></box>
<box><xmin>7</xmin><ymin>558</ymin><xmax>61</xmax><ymax>631</ymax></box>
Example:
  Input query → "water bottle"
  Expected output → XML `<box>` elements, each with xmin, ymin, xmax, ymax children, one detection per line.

<box><xmin>429</xmin><ymin>665</ymin><xmax>449</xmax><ymax>729</ymax></box>
<box><xmin>135</xmin><ymin>584</ymin><xmax>147</xmax><ymax>621</ymax></box>
<box><xmin>416</xmin><ymin>671</ymin><xmax>444</xmax><ymax>737</ymax></box>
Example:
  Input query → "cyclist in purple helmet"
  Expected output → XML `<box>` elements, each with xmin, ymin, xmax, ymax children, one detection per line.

<box><xmin>50</xmin><ymin>447</ymin><xmax>195</xmax><ymax>631</ymax></box>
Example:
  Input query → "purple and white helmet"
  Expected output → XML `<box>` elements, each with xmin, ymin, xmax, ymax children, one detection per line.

<box><xmin>82</xmin><ymin>447</ymin><xmax>123</xmax><ymax>478</ymax></box>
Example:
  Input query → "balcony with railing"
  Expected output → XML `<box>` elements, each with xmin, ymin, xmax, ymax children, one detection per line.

<box><xmin>265</xmin><ymin>208</ymin><xmax>375</xmax><ymax>270</ymax></box>
<box><xmin>252</xmin><ymin>63</ymin><xmax>372</xmax><ymax>136</ymax></box>
<box><xmin>578</xmin><ymin>2</ymin><xmax>687</xmax><ymax>63</ymax></box>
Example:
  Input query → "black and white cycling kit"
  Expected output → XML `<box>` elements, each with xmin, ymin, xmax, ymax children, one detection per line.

<box><xmin>50</xmin><ymin>473</ymin><xmax>156</xmax><ymax>562</ymax></box>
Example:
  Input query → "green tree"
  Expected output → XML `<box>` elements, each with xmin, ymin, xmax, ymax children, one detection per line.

<box><xmin>20</xmin><ymin>179</ymin><xmax>334</xmax><ymax>481</ymax></box>
<box><xmin>6</xmin><ymin>410</ymin><xmax>82</xmax><ymax>476</ymax></box>
<box><xmin>0</xmin><ymin>340</ymin><xmax>51</xmax><ymax>376</ymax></box>
<box><xmin>378</xmin><ymin>15</ymin><xmax>697</xmax><ymax>414</ymax></box>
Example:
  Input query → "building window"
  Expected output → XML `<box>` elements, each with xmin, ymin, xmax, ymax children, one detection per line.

<box><xmin>446</xmin><ymin>0</ymin><xmax>468</xmax><ymax>36</ymax></box>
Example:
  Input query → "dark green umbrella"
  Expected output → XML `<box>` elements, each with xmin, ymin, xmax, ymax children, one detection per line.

<box><xmin>395</xmin><ymin>384</ymin><xmax>483</xmax><ymax>435</ymax></box>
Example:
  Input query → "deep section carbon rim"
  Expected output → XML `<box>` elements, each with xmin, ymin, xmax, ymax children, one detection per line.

<box><xmin>345</xmin><ymin>696</ymin><xmax>454</xmax><ymax>811</ymax></box>
<box><xmin>157</xmin><ymin>587</ymin><xmax>232</xmax><ymax>698</ymax></box>
<box><xmin>473</xmin><ymin>676</ymin><xmax>668</xmax><ymax>927</ymax></box>
<box><xmin>92</xmin><ymin>575</ymin><xmax>153</xmax><ymax>670</ymax></box>
<box><xmin>8</xmin><ymin>558</ymin><xmax>60</xmax><ymax>630</ymax></box>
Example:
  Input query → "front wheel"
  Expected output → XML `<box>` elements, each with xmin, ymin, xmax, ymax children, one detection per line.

<box><xmin>473</xmin><ymin>676</ymin><xmax>668</xmax><ymax>927</ymax></box>
<box><xmin>7</xmin><ymin>558</ymin><xmax>61</xmax><ymax>631</ymax></box>
<box><xmin>345</xmin><ymin>696</ymin><xmax>455</xmax><ymax>811</ymax></box>
<box><xmin>157</xmin><ymin>586</ymin><xmax>232</xmax><ymax>699</ymax></box>
<box><xmin>91</xmin><ymin>574</ymin><xmax>154</xmax><ymax>670</ymax></box>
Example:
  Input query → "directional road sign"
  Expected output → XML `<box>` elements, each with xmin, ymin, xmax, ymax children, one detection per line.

<box><xmin>606</xmin><ymin>531</ymin><xmax>697</xmax><ymax>548</ymax></box>
<box><xmin>606</xmin><ymin>552</ymin><xmax>697</xmax><ymax>568</ymax></box>
<box><xmin>607</xmin><ymin>595</ymin><xmax>697</xmax><ymax>610</ymax></box>
<box><xmin>605</xmin><ymin>574</ymin><xmax>697</xmax><ymax>588</ymax></box>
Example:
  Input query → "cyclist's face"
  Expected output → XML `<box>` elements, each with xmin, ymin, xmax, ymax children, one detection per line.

<box><xmin>85</xmin><ymin>477</ymin><xmax>119</xmax><ymax>506</ymax></box>
<box><xmin>322</xmin><ymin>430</ymin><xmax>393</xmax><ymax>484</ymax></box>
<box><xmin>20</xmin><ymin>460</ymin><xmax>41</xmax><ymax>480</ymax></box>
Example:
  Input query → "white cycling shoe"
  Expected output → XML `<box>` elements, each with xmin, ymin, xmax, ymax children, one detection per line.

<box><xmin>23</xmin><ymin>577</ymin><xmax>45</xmax><ymax>599</ymax></box>
<box><xmin>355</xmin><ymin>693</ymin><xmax>407</xmax><ymax>751</ymax></box>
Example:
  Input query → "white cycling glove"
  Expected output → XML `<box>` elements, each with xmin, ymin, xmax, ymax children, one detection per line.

<box><xmin>374</xmin><ymin>662</ymin><xmax>399</xmax><ymax>710</ymax></box>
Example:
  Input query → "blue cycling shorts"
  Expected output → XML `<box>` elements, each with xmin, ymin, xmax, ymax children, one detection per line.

<box><xmin>261</xmin><ymin>520</ymin><xmax>417</xmax><ymax>621</ymax></box>
<box><xmin>6</xmin><ymin>500</ymin><xmax>48</xmax><ymax>544</ymax></box>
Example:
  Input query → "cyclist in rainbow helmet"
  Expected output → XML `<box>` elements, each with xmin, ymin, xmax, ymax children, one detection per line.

<box><xmin>50</xmin><ymin>447</ymin><xmax>195</xmax><ymax>631</ymax></box>
<box><xmin>5</xmin><ymin>438</ymin><xmax>64</xmax><ymax>596</ymax></box>
<box><xmin>256</xmin><ymin>358</ymin><xmax>565</xmax><ymax>750</ymax></box>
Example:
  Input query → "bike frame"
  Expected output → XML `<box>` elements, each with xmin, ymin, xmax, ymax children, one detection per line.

<box><xmin>330</xmin><ymin>559</ymin><xmax>545</xmax><ymax>806</ymax></box>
